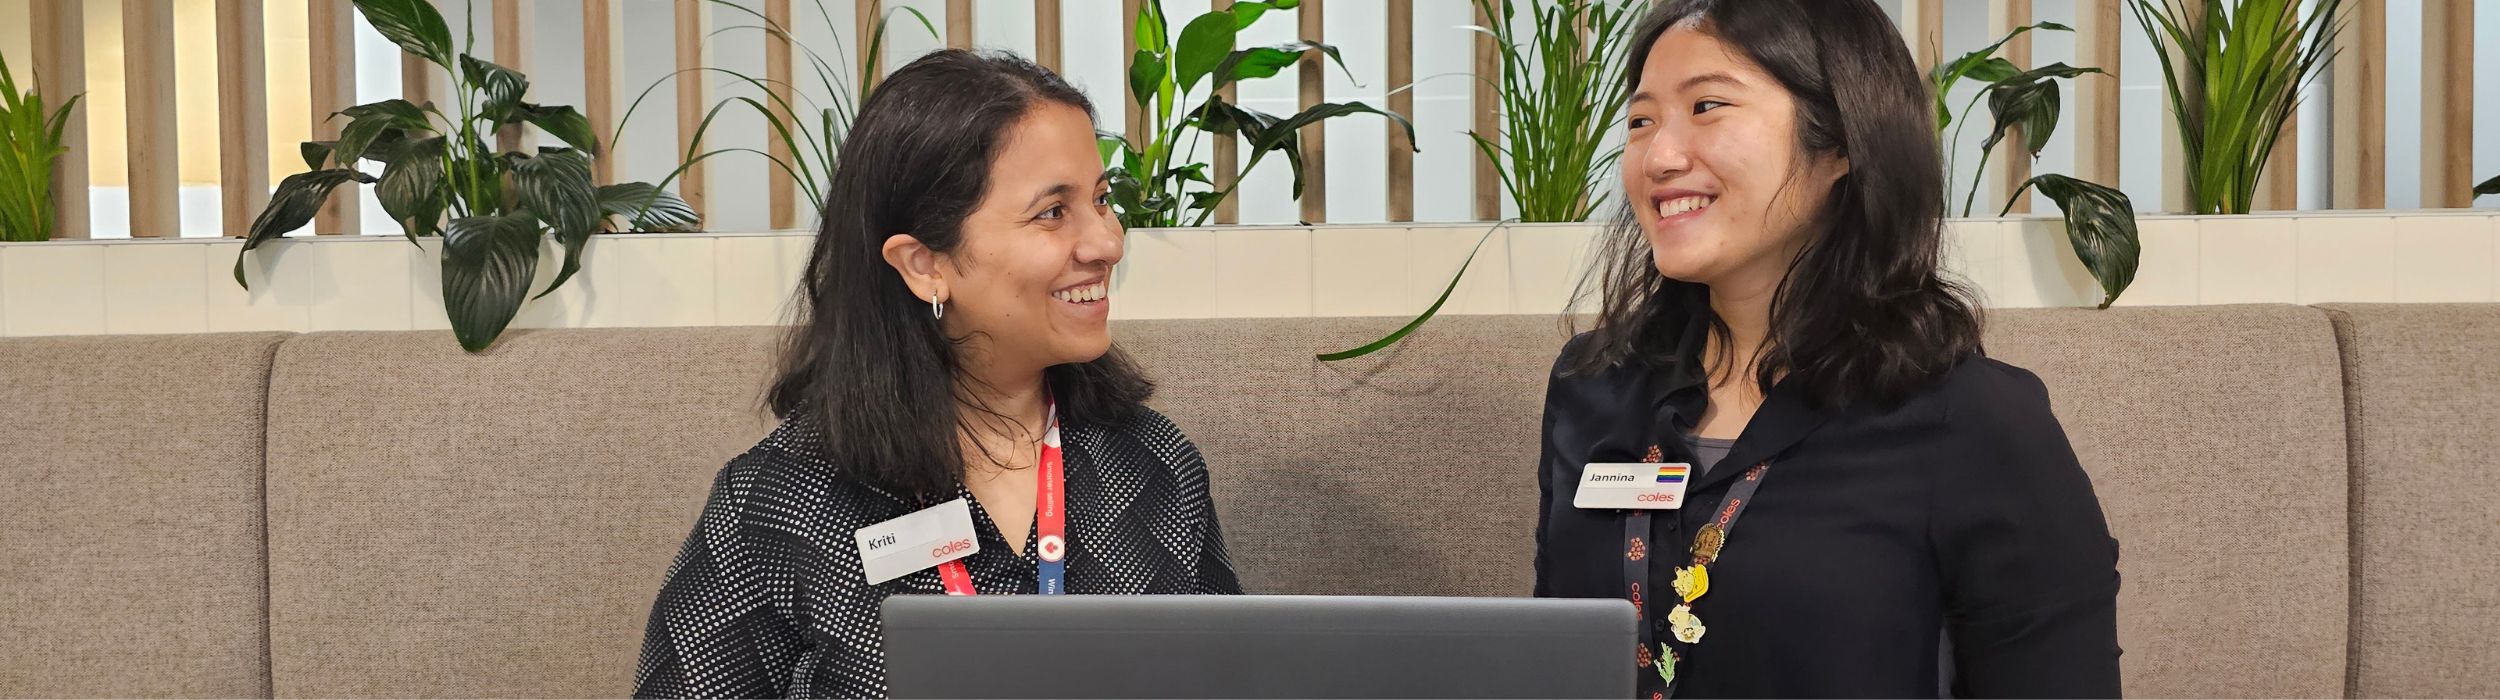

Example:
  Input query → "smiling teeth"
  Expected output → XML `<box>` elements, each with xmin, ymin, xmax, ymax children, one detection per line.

<box><xmin>1052</xmin><ymin>282</ymin><xmax>1107</xmax><ymax>303</ymax></box>
<box><xmin>1660</xmin><ymin>196</ymin><xmax>1713</xmax><ymax>218</ymax></box>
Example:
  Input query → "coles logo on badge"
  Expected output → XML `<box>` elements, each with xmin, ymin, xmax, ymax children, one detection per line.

<box><xmin>1038</xmin><ymin>534</ymin><xmax>1066</xmax><ymax>562</ymax></box>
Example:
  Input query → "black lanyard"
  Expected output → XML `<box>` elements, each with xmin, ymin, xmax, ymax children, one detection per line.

<box><xmin>1624</xmin><ymin>460</ymin><xmax>1772</xmax><ymax>697</ymax></box>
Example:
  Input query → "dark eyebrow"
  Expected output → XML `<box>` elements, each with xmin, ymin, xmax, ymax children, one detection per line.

<box><xmin>1680</xmin><ymin>71</ymin><xmax>1743</xmax><ymax>92</ymax></box>
<box><xmin>1026</xmin><ymin>183</ymin><xmax>1076</xmax><ymax>211</ymax></box>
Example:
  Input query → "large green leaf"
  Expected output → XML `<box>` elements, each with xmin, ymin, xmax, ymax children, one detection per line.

<box><xmin>236</xmin><ymin>168</ymin><xmax>363</xmax><ymax>287</ymax></box>
<box><xmin>351</xmin><ymin>0</ymin><xmax>455</xmax><ymax>67</ymax></box>
<box><xmin>2008</xmin><ymin>174</ymin><xmax>2139</xmax><ymax>308</ymax></box>
<box><xmin>300</xmin><ymin>141</ymin><xmax>337</xmax><ymax>171</ymax></box>
<box><xmin>1128</xmin><ymin>50</ymin><xmax>1166</xmax><ymax>111</ymax></box>
<box><xmin>333</xmin><ymin>99</ymin><xmax>429</xmax><ymax>164</ymax></box>
<box><xmin>1980</xmin><ymin>76</ymin><xmax>2060</xmax><ymax>157</ymax></box>
<box><xmin>1212</xmin><ymin>41</ymin><xmax>1352</xmax><ymax>87</ymax></box>
<box><xmin>1230</xmin><ymin>1</ymin><xmax>1280</xmax><ymax>29</ymax></box>
<box><xmin>1173</xmin><ymin>12</ymin><xmax>1237</xmax><ymax>92</ymax></box>
<box><xmin>440</xmin><ymin>214</ymin><xmax>544</xmax><ymax>352</ymax></box>
<box><xmin>1252</xmin><ymin>101</ymin><xmax>1415</xmax><ymax>155</ymax></box>
<box><xmin>1135</xmin><ymin>0</ymin><xmax>1168</xmax><ymax>55</ymax></box>
<box><xmin>461</xmin><ymin>55</ymin><xmax>530</xmax><ymax>121</ymax></box>
<box><xmin>512</xmin><ymin>148</ymin><xmax>602</xmax><ymax>296</ymax></box>
<box><xmin>518</xmin><ymin>103</ymin><xmax>598</xmax><ymax>154</ymax></box>
<box><xmin>376</xmin><ymin>136</ymin><xmax>447</xmax><ymax>239</ymax></box>
<box><xmin>597</xmin><ymin>182</ymin><xmax>699</xmax><ymax>232</ymax></box>
<box><xmin>2478</xmin><ymin>174</ymin><xmax>2500</xmax><ymax>197</ymax></box>
<box><xmin>1318</xmin><ymin>224</ymin><xmax>1502</xmax><ymax>361</ymax></box>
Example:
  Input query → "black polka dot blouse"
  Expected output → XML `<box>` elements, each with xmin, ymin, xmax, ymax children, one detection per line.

<box><xmin>633</xmin><ymin>408</ymin><xmax>1242</xmax><ymax>698</ymax></box>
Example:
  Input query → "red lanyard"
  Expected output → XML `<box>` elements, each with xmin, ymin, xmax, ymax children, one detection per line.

<box><xmin>937</xmin><ymin>402</ymin><xmax>1065</xmax><ymax>595</ymax></box>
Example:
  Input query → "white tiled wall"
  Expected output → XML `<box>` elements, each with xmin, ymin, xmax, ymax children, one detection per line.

<box><xmin>5</xmin><ymin>214</ymin><xmax>2499</xmax><ymax>338</ymax></box>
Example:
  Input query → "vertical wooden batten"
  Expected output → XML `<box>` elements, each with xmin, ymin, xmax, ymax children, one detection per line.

<box><xmin>946</xmin><ymin>0</ymin><xmax>972</xmax><ymax>50</ymax></box>
<box><xmin>1212</xmin><ymin>0</ymin><xmax>1238</xmax><ymax>224</ymax></box>
<box><xmin>1472</xmin><ymin>0</ymin><xmax>1500</xmax><ymax>221</ymax></box>
<box><xmin>1988</xmin><ymin>0</ymin><xmax>2031</xmax><ymax>214</ymax></box>
<box><xmin>676</xmin><ymin>0</ymin><xmax>709</xmax><ymax>218</ymax></box>
<box><xmin>2331</xmin><ymin>0</ymin><xmax>2384</xmax><ymax>209</ymax></box>
<box><xmin>309</xmin><ymin>0</ymin><xmax>358</xmax><ymax>234</ymax></box>
<box><xmin>2419</xmin><ymin>0</ymin><xmax>2472</xmax><ymax>209</ymax></box>
<box><xmin>2157</xmin><ymin>1</ymin><xmax>2204</xmax><ymax>213</ymax></box>
<box><xmin>1035</xmin><ymin>0</ymin><xmax>1063</xmax><ymax>73</ymax></box>
<box><xmin>2255</xmin><ymin>5</ymin><xmax>2301</xmax><ymax>211</ymax></box>
<box><xmin>767</xmin><ymin>0</ymin><xmax>796</xmax><ymax>228</ymax></box>
<box><xmin>217</xmin><ymin>0</ymin><xmax>270</xmax><ymax>238</ymax></box>
<box><xmin>494</xmin><ymin>0</ymin><xmax>530</xmax><ymax>154</ymax></box>
<box><xmin>124</xmin><ymin>0</ymin><xmax>180</xmax><ymax>237</ymax></box>
<box><xmin>1386</xmin><ymin>0</ymin><xmax>1413</xmax><ymax>222</ymax></box>
<box><xmin>1297</xmin><ymin>0</ymin><xmax>1325</xmax><ymax>224</ymax></box>
<box><xmin>2076</xmin><ymin>0</ymin><xmax>2122</xmax><ymax>186</ymax></box>
<box><xmin>1122</xmin><ymin>0</ymin><xmax>1144</xmax><ymax>151</ymax></box>
<box><xmin>1908</xmin><ymin>0</ymin><xmax>1945</xmax><ymax>74</ymax></box>
<box><xmin>858</xmin><ymin>0</ymin><xmax>883</xmax><ymax>94</ymax></box>
<box><xmin>33</xmin><ymin>0</ymin><xmax>90</xmax><ymax>239</ymax></box>
<box><xmin>583</xmin><ymin>0</ymin><xmax>618</xmax><ymax>185</ymax></box>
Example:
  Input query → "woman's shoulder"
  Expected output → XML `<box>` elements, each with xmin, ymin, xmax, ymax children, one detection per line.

<box><xmin>1933</xmin><ymin>356</ymin><xmax>2059</xmax><ymax>427</ymax></box>
<box><xmin>705</xmin><ymin>413</ymin><xmax>907</xmax><ymax>524</ymax></box>
<box><xmin>1071</xmin><ymin>406</ymin><xmax>1208</xmax><ymax>479</ymax></box>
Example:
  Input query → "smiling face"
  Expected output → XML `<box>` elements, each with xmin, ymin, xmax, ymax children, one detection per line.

<box><xmin>1622</xmin><ymin>23</ymin><xmax>1849</xmax><ymax>297</ymax></box>
<box><xmin>927</xmin><ymin>102</ymin><xmax>1124</xmax><ymax>374</ymax></box>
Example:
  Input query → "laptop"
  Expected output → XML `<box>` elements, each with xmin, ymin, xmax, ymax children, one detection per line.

<box><xmin>882</xmin><ymin>594</ymin><xmax>1635</xmax><ymax>699</ymax></box>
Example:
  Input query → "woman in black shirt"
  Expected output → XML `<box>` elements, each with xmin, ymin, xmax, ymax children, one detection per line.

<box><xmin>1534</xmin><ymin>0</ymin><xmax>2121</xmax><ymax>697</ymax></box>
<box><xmin>636</xmin><ymin>50</ymin><xmax>1240</xmax><ymax>699</ymax></box>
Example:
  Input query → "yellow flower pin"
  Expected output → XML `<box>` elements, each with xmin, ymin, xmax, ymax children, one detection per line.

<box><xmin>1672</xmin><ymin>565</ymin><xmax>1710</xmax><ymax>603</ymax></box>
<box><xmin>1667</xmin><ymin>604</ymin><xmax>1707</xmax><ymax>644</ymax></box>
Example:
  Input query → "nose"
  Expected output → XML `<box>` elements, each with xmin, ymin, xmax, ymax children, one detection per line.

<box><xmin>1637</xmin><ymin>123</ymin><xmax>1693</xmax><ymax>182</ymax></box>
<box><xmin>1074</xmin><ymin>205</ymin><xmax>1125</xmax><ymax>268</ymax></box>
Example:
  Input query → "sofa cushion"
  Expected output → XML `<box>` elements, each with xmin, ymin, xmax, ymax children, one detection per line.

<box><xmin>262</xmin><ymin>328</ymin><xmax>779</xmax><ymax>698</ymax></box>
<box><xmin>2324</xmin><ymin>303</ymin><xmax>2500</xmax><ymax>698</ymax></box>
<box><xmin>0</xmin><ymin>332</ymin><xmax>291</xmax><ymax>698</ymax></box>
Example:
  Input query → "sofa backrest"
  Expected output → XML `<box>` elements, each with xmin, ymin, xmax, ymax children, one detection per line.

<box><xmin>0</xmin><ymin>332</ymin><xmax>291</xmax><ymax>698</ymax></box>
<box><xmin>2324</xmin><ymin>304</ymin><xmax>2500</xmax><ymax>699</ymax></box>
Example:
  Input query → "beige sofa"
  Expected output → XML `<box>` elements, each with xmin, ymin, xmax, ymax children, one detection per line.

<box><xmin>3</xmin><ymin>304</ymin><xmax>2493</xmax><ymax>698</ymax></box>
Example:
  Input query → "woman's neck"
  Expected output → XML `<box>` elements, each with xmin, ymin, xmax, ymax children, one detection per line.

<box><xmin>956</xmin><ymin>357</ymin><xmax>1049</xmax><ymax>469</ymax></box>
<box><xmin>1705</xmin><ymin>280</ymin><xmax>1776</xmax><ymax>390</ymax></box>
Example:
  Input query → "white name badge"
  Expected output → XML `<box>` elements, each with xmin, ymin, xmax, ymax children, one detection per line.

<box><xmin>855</xmin><ymin>498</ymin><xmax>981</xmax><ymax>585</ymax></box>
<box><xmin>1573</xmin><ymin>463</ymin><xmax>1695</xmax><ymax>510</ymax></box>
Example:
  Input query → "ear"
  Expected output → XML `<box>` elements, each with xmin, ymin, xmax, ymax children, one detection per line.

<box><xmin>881</xmin><ymin>233</ymin><xmax>945</xmax><ymax>303</ymax></box>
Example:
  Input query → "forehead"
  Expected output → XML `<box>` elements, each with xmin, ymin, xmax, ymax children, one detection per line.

<box><xmin>1638</xmin><ymin>24</ymin><xmax>1759</xmax><ymax>88</ymax></box>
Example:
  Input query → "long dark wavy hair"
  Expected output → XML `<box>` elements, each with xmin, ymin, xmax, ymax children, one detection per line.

<box><xmin>768</xmin><ymin>49</ymin><xmax>1153</xmax><ymax>500</ymax></box>
<box><xmin>1568</xmin><ymin>0</ymin><xmax>1983</xmax><ymax>410</ymax></box>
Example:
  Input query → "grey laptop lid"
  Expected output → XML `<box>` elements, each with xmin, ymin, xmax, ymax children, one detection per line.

<box><xmin>882</xmin><ymin>595</ymin><xmax>1635</xmax><ymax>699</ymax></box>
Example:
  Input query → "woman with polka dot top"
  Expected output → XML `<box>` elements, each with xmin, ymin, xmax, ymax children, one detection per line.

<box><xmin>633</xmin><ymin>49</ymin><xmax>1241</xmax><ymax>699</ymax></box>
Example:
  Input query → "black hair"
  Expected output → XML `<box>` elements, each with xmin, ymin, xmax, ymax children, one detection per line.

<box><xmin>768</xmin><ymin>49</ymin><xmax>1153</xmax><ymax>500</ymax></box>
<box><xmin>1569</xmin><ymin>0</ymin><xmax>1983</xmax><ymax>410</ymax></box>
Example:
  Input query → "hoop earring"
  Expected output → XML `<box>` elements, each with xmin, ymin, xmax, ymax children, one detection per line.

<box><xmin>930</xmin><ymin>293</ymin><xmax>945</xmax><ymax>320</ymax></box>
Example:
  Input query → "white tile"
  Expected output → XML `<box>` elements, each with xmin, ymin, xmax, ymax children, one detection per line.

<box><xmin>2196</xmin><ymin>216</ymin><xmax>2300</xmax><ymax>304</ymax></box>
<box><xmin>1213</xmin><ymin>227</ymin><xmax>1315</xmax><ymax>318</ymax></box>
<box><xmin>508</xmin><ymin>237</ymin><xmax>586</xmax><ymax>330</ymax></box>
<box><xmin>580</xmin><ymin>235</ymin><xmax>717</xmax><ymax>327</ymax></box>
<box><xmin>1408</xmin><ymin>224</ymin><xmax>1514</xmax><ymax>316</ymax></box>
<box><xmin>2111</xmin><ymin>218</ymin><xmax>2201</xmax><ymax>307</ymax></box>
<box><xmin>207</xmin><ymin>239</ymin><xmax>312</xmax><ymax>332</ymax></box>
<box><xmin>103</xmin><ymin>243</ymin><xmax>209</xmax><ymax>334</ymax></box>
<box><xmin>1310</xmin><ymin>227</ymin><xmax>1412</xmax><ymax>318</ymax></box>
<box><xmin>1508</xmin><ymin>224</ymin><xmax>1602</xmax><ymax>315</ymax></box>
<box><xmin>1111</xmin><ymin>228</ymin><xmax>1216</xmax><ymax>320</ymax></box>
<box><xmin>1941</xmin><ymin>220</ymin><xmax>2003</xmax><ymax>304</ymax></box>
<box><xmin>2294</xmin><ymin>216</ymin><xmax>2396</xmax><ymax>304</ymax></box>
<box><xmin>2392</xmin><ymin>215</ymin><xmax>2495</xmax><ymax>302</ymax></box>
<box><xmin>409</xmin><ymin>239</ymin><xmax>452</xmax><ymax>331</ymax></box>
<box><xmin>2</xmin><ymin>244</ymin><xmax>106</xmax><ymax>336</ymax></box>
<box><xmin>307</xmin><ymin>239</ymin><xmax>417</xmax><ymax>331</ymax></box>
<box><xmin>714</xmin><ymin>236</ymin><xmax>804</xmax><ymax>327</ymax></box>
<box><xmin>1995</xmin><ymin>220</ymin><xmax>2100</xmax><ymax>308</ymax></box>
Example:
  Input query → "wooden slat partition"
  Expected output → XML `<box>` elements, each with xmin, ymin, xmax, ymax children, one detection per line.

<box><xmin>1988</xmin><ymin>0</ymin><xmax>2030</xmax><ymax>214</ymax></box>
<box><xmin>946</xmin><ymin>0</ymin><xmax>972</xmax><ymax>50</ymax></box>
<box><xmin>124</xmin><ymin>0</ymin><xmax>179</xmax><ymax>237</ymax></box>
<box><xmin>1036</xmin><ymin>0</ymin><xmax>1062</xmax><ymax>72</ymax></box>
<box><xmin>31</xmin><ymin>0</ymin><xmax>88</xmax><ymax>239</ymax></box>
<box><xmin>2331</xmin><ymin>0</ymin><xmax>2385</xmax><ymax>209</ymax></box>
<box><xmin>584</xmin><ymin>0</ymin><xmax>618</xmax><ymax>185</ymax></box>
<box><xmin>859</xmin><ymin>0</ymin><xmax>883</xmax><ymax>94</ymax></box>
<box><xmin>309</xmin><ymin>0</ymin><xmax>357</xmax><ymax>234</ymax></box>
<box><xmin>1121</xmin><ymin>0</ymin><xmax>1143</xmax><ymax>151</ymax></box>
<box><xmin>1212</xmin><ymin>0</ymin><xmax>1238</xmax><ymax>225</ymax></box>
<box><xmin>767</xmin><ymin>0</ymin><xmax>797</xmax><ymax>228</ymax></box>
<box><xmin>1908</xmin><ymin>0</ymin><xmax>1944</xmax><ymax>74</ymax></box>
<box><xmin>1473</xmin><ymin>0</ymin><xmax>1500</xmax><ymax>221</ymax></box>
<box><xmin>676</xmin><ymin>0</ymin><xmax>709</xmax><ymax>217</ymax></box>
<box><xmin>2256</xmin><ymin>6</ymin><xmax>2299</xmax><ymax>211</ymax></box>
<box><xmin>1297</xmin><ymin>0</ymin><xmax>1325</xmax><ymax>223</ymax></box>
<box><xmin>1386</xmin><ymin>0</ymin><xmax>1413</xmax><ymax>222</ymax></box>
<box><xmin>2157</xmin><ymin>1</ymin><xmax>2203</xmax><ymax>212</ymax></box>
<box><xmin>494</xmin><ymin>0</ymin><xmax>530</xmax><ymax>154</ymax></box>
<box><xmin>2076</xmin><ymin>0</ymin><xmax>2122</xmax><ymax>186</ymax></box>
<box><xmin>217</xmin><ymin>0</ymin><xmax>269</xmax><ymax>238</ymax></box>
<box><xmin>2420</xmin><ymin>0</ymin><xmax>2472</xmax><ymax>208</ymax></box>
<box><xmin>401</xmin><ymin>55</ymin><xmax>430</xmax><ymax>106</ymax></box>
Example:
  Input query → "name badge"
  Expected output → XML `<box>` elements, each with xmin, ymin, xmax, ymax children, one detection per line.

<box><xmin>855</xmin><ymin>499</ymin><xmax>980</xmax><ymax>585</ymax></box>
<box><xmin>1574</xmin><ymin>463</ymin><xmax>1693</xmax><ymax>510</ymax></box>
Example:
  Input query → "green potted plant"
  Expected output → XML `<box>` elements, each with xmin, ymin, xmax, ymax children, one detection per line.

<box><xmin>2133</xmin><ymin>0</ymin><xmax>2344</xmax><ymax>215</ymax></box>
<box><xmin>0</xmin><ymin>53</ymin><xmax>81</xmax><ymax>242</ymax></box>
<box><xmin>236</xmin><ymin>0</ymin><xmax>695</xmax><ymax>352</ymax></box>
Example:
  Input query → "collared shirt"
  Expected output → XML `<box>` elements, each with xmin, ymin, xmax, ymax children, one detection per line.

<box><xmin>1535</xmin><ymin>328</ymin><xmax>2123</xmax><ymax>698</ymax></box>
<box><xmin>634</xmin><ymin>408</ymin><xmax>1241</xmax><ymax>699</ymax></box>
